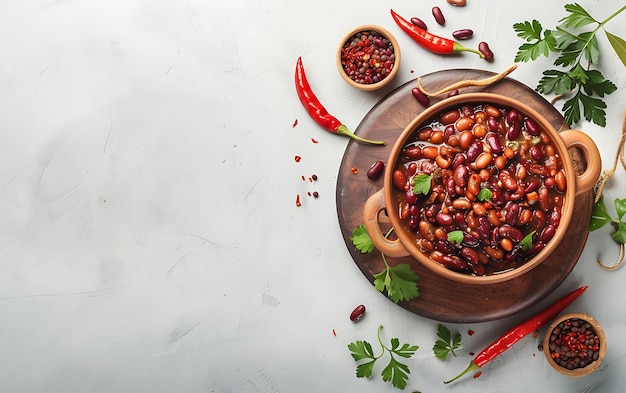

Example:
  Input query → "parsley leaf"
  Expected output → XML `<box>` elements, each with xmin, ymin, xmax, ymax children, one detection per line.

<box><xmin>348</xmin><ymin>325</ymin><xmax>419</xmax><ymax>390</ymax></box>
<box><xmin>447</xmin><ymin>230</ymin><xmax>464</xmax><ymax>245</ymax></box>
<box><xmin>374</xmin><ymin>258</ymin><xmax>419</xmax><ymax>303</ymax></box>
<box><xmin>351</xmin><ymin>224</ymin><xmax>375</xmax><ymax>253</ymax></box>
<box><xmin>433</xmin><ymin>324</ymin><xmax>462</xmax><ymax>360</ymax></box>
<box><xmin>477</xmin><ymin>188</ymin><xmax>493</xmax><ymax>202</ymax></box>
<box><xmin>412</xmin><ymin>174</ymin><xmax>432</xmax><ymax>195</ymax></box>
<box><xmin>588</xmin><ymin>196</ymin><xmax>626</xmax><ymax>245</ymax></box>
<box><xmin>589</xmin><ymin>195</ymin><xmax>612</xmax><ymax>231</ymax></box>
<box><xmin>514</xmin><ymin>4</ymin><xmax>625</xmax><ymax>127</ymax></box>
<box><xmin>519</xmin><ymin>230</ymin><xmax>536</xmax><ymax>251</ymax></box>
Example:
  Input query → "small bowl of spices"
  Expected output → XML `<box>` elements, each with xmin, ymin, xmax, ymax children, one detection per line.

<box><xmin>337</xmin><ymin>25</ymin><xmax>400</xmax><ymax>91</ymax></box>
<box><xmin>543</xmin><ymin>312</ymin><xmax>606</xmax><ymax>377</ymax></box>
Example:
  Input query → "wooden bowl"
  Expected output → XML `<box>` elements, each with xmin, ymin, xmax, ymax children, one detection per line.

<box><xmin>336</xmin><ymin>25</ymin><xmax>400</xmax><ymax>91</ymax></box>
<box><xmin>543</xmin><ymin>312</ymin><xmax>606</xmax><ymax>376</ymax></box>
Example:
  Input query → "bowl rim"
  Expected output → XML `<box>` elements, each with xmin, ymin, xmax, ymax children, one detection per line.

<box><xmin>543</xmin><ymin>312</ymin><xmax>606</xmax><ymax>377</ymax></box>
<box><xmin>382</xmin><ymin>92</ymin><xmax>578</xmax><ymax>284</ymax></box>
<box><xmin>336</xmin><ymin>24</ymin><xmax>401</xmax><ymax>91</ymax></box>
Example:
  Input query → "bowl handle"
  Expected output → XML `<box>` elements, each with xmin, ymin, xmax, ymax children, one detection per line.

<box><xmin>560</xmin><ymin>129</ymin><xmax>602</xmax><ymax>197</ymax></box>
<box><xmin>363</xmin><ymin>189</ymin><xmax>410</xmax><ymax>257</ymax></box>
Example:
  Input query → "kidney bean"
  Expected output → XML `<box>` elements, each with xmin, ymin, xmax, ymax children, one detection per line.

<box><xmin>436</xmin><ymin>212</ymin><xmax>453</xmax><ymax>226</ymax></box>
<box><xmin>461</xmin><ymin>247</ymin><xmax>479</xmax><ymax>264</ymax></box>
<box><xmin>471</xmin><ymin>262</ymin><xmax>486</xmax><ymax>276</ymax></box>
<box><xmin>350</xmin><ymin>304</ymin><xmax>366</xmax><ymax>321</ymax></box>
<box><xmin>399</xmin><ymin>201</ymin><xmax>410</xmax><ymax>220</ymax></box>
<box><xmin>441</xmin><ymin>255</ymin><xmax>468</xmax><ymax>271</ymax></box>
<box><xmin>420</xmin><ymin>239</ymin><xmax>434</xmax><ymax>252</ymax></box>
<box><xmin>421</xmin><ymin>146</ymin><xmax>438</xmax><ymax>159</ymax></box>
<box><xmin>462</xmin><ymin>232</ymin><xmax>480</xmax><ymax>247</ymax></box>
<box><xmin>441</xmin><ymin>110</ymin><xmax>461</xmax><ymax>125</ymax></box>
<box><xmin>555</xmin><ymin>170</ymin><xmax>567</xmax><ymax>192</ymax></box>
<box><xmin>445</xmin><ymin>177</ymin><xmax>456</xmax><ymax>197</ymax></box>
<box><xmin>485</xmin><ymin>246</ymin><xmax>504</xmax><ymax>260</ymax></box>
<box><xmin>408</xmin><ymin>216</ymin><xmax>419</xmax><ymax>229</ymax></box>
<box><xmin>436</xmin><ymin>155</ymin><xmax>451</xmax><ymax>169</ymax></box>
<box><xmin>486</xmin><ymin>117</ymin><xmax>499</xmax><ymax>132</ymax></box>
<box><xmin>507</xmin><ymin>120</ymin><xmax>521</xmax><ymax>140</ymax></box>
<box><xmin>538</xmin><ymin>186</ymin><xmax>551</xmax><ymax>212</ymax></box>
<box><xmin>467</xmin><ymin>174</ymin><xmax>481</xmax><ymax>196</ymax></box>
<box><xmin>456</xmin><ymin>116</ymin><xmax>474</xmax><ymax>132</ymax></box>
<box><xmin>498</xmin><ymin>224</ymin><xmax>523</xmax><ymax>242</ymax></box>
<box><xmin>485</xmin><ymin>132</ymin><xmax>503</xmax><ymax>153</ymax></box>
<box><xmin>432</xmin><ymin>6</ymin><xmax>445</xmax><ymax>25</ymax></box>
<box><xmin>406</xmin><ymin>188</ymin><xmax>418</xmax><ymax>204</ymax></box>
<box><xmin>544</xmin><ymin>176</ymin><xmax>555</xmax><ymax>188</ymax></box>
<box><xmin>412</xmin><ymin>87</ymin><xmax>430</xmax><ymax>107</ymax></box>
<box><xmin>458</xmin><ymin>130</ymin><xmax>474</xmax><ymax>150</ymax></box>
<box><xmin>518</xmin><ymin>209</ymin><xmax>531</xmax><ymax>226</ymax></box>
<box><xmin>525</xmin><ymin>117</ymin><xmax>540</xmax><ymax>135</ymax></box>
<box><xmin>466</xmin><ymin>140</ymin><xmax>483</xmax><ymax>162</ymax></box>
<box><xmin>486</xmin><ymin>209</ymin><xmax>500</xmax><ymax>227</ymax></box>
<box><xmin>473</xmin><ymin>202</ymin><xmax>487</xmax><ymax>217</ymax></box>
<box><xmin>452</xmin><ymin>198</ymin><xmax>472</xmax><ymax>210</ymax></box>
<box><xmin>493</xmin><ymin>155</ymin><xmax>506</xmax><ymax>170</ymax></box>
<box><xmin>477</xmin><ymin>216</ymin><xmax>492</xmax><ymax>239</ymax></box>
<box><xmin>403</xmin><ymin>145</ymin><xmax>422</xmax><ymax>159</ymax></box>
<box><xmin>447</xmin><ymin>0</ymin><xmax>466</xmax><ymax>5</ymax></box>
<box><xmin>529</xmin><ymin>145</ymin><xmax>543</xmax><ymax>161</ymax></box>
<box><xmin>484</xmin><ymin>105</ymin><xmax>500</xmax><ymax>117</ymax></box>
<box><xmin>367</xmin><ymin>160</ymin><xmax>385</xmax><ymax>179</ymax></box>
<box><xmin>453</xmin><ymin>29</ymin><xmax>473</xmax><ymax>40</ymax></box>
<box><xmin>419</xmin><ymin>220</ymin><xmax>436</xmax><ymax>241</ymax></box>
<box><xmin>409</xmin><ymin>205</ymin><xmax>420</xmax><ymax>218</ymax></box>
<box><xmin>392</xmin><ymin>169</ymin><xmax>407</xmax><ymax>190</ymax></box>
<box><xmin>506</xmin><ymin>109</ymin><xmax>518</xmax><ymax>124</ymax></box>
<box><xmin>473</xmin><ymin>124</ymin><xmax>487</xmax><ymax>138</ymax></box>
<box><xmin>452</xmin><ymin>165</ymin><xmax>468</xmax><ymax>187</ymax></box>
<box><xmin>529</xmin><ymin>164</ymin><xmax>550</xmax><ymax>177</ymax></box>
<box><xmin>500</xmin><ymin>237</ymin><xmax>514</xmax><ymax>252</ymax></box>
<box><xmin>504</xmin><ymin>176</ymin><xmax>518</xmax><ymax>191</ymax></box>
<box><xmin>550</xmin><ymin>206</ymin><xmax>561</xmax><ymax>226</ymax></box>
<box><xmin>478</xmin><ymin>41</ymin><xmax>494</xmax><ymax>61</ymax></box>
<box><xmin>504</xmin><ymin>203</ymin><xmax>519</xmax><ymax>225</ymax></box>
<box><xmin>540</xmin><ymin>224</ymin><xmax>556</xmax><ymax>243</ymax></box>
<box><xmin>527</xmin><ymin>240</ymin><xmax>545</xmax><ymax>255</ymax></box>
<box><xmin>410</xmin><ymin>17</ymin><xmax>428</xmax><ymax>30</ymax></box>
<box><xmin>434</xmin><ymin>228</ymin><xmax>448</xmax><ymax>240</ymax></box>
<box><xmin>530</xmin><ymin>210</ymin><xmax>547</xmax><ymax>233</ymax></box>
<box><xmin>417</xmin><ymin>127</ymin><xmax>432</xmax><ymax>141</ymax></box>
<box><xmin>475</xmin><ymin>152</ymin><xmax>493</xmax><ymax>169</ymax></box>
<box><xmin>406</xmin><ymin>162</ymin><xmax>417</xmax><ymax>177</ymax></box>
<box><xmin>505</xmin><ymin>247</ymin><xmax>519</xmax><ymax>261</ymax></box>
<box><xmin>525</xmin><ymin>180</ymin><xmax>540</xmax><ymax>194</ymax></box>
<box><xmin>435</xmin><ymin>239</ymin><xmax>456</xmax><ymax>255</ymax></box>
<box><xmin>452</xmin><ymin>153</ymin><xmax>466</xmax><ymax>169</ymax></box>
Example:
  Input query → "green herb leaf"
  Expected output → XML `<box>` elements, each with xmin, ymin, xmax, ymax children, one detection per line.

<box><xmin>412</xmin><ymin>174</ymin><xmax>433</xmax><ymax>195</ymax></box>
<box><xmin>348</xmin><ymin>325</ymin><xmax>419</xmax><ymax>390</ymax></box>
<box><xmin>614</xmin><ymin>198</ymin><xmax>626</xmax><ymax>221</ymax></box>
<box><xmin>374</xmin><ymin>262</ymin><xmax>419</xmax><ymax>303</ymax></box>
<box><xmin>477</xmin><ymin>188</ymin><xmax>493</xmax><ymax>202</ymax></box>
<box><xmin>589</xmin><ymin>196</ymin><xmax>613</xmax><ymax>232</ymax></box>
<box><xmin>513</xmin><ymin>21</ymin><xmax>556</xmax><ymax>62</ymax></box>
<box><xmin>561</xmin><ymin>3</ymin><xmax>597</xmax><ymax>28</ymax></box>
<box><xmin>433</xmin><ymin>324</ymin><xmax>462</xmax><ymax>360</ymax></box>
<box><xmin>447</xmin><ymin>230</ymin><xmax>464</xmax><ymax>245</ymax></box>
<box><xmin>351</xmin><ymin>224</ymin><xmax>375</xmax><ymax>253</ymax></box>
<box><xmin>606</xmin><ymin>31</ymin><xmax>626</xmax><ymax>67</ymax></box>
<box><xmin>611</xmin><ymin>222</ymin><xmax>626</xmax><ymax>244</ymax></box>
<box><xmin>520</xmin><ymin>230</ymin><xmax>536</xmax><ymax>251</ymax></box>
<box><xmin>537</xmin><ymin>70</ymin><xmax>574</xmax><ymax>95</ymax></box>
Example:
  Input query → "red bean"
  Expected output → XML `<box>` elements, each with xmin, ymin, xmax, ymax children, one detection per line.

<box><xmin>477</xmin><ymin>216</ymin><xmax>492</xmax><ymax>239</ymax></box>
<box><xmin>452</xmin><ymin>153</ymin><xmax>466</xmax><ymax>169</ymax></box>
<box><xmin>540</xmin><ymin>224</ymin><xmax>556</xmax><ymax>242</ymax></box>
<box><xmin>528</xmin><ymin>240</ymin><xmax>545</xmax><ymax>255</ymax></box>
<box><xmin>419</xmin><ymin>220</ymin><xmax>436</xmax><ymax>241</ymax></box>
<box><xmin>418</xmin><ymin>127</ymin><xmax>433</xmax><ymax>140</ymax></box>
<box><xmin>539</xmin><ymin>186</ymin><xmax>550</xmax><ymax>212</ymax></box>
<box><xmin>432</xmin><ymin>6</ymin><xmax>445</xmax><ymax>25</ymax></box>
<box><xmin>412</xmin><ymin>87</ymin><xmax>430</xmax><ymax>107</ymax></box>
<box><xmin>435</xmin><ymin>240</ymin><xmax>456</xmax><ymax>255</ymax></box>
<box><xmin>392</xmin><ymin>169</ymin><xmax>407</xmax><ymax>190</ymax></box>
<box><xmin>478</xmin><ymin>41</ymin><xmax>494</xmax><ymax>61</ymax></box>
<box><xmin>403</xmin><ymin>145</ymin><xmax>422</xmax><ymax>159</ymax></box>
<box><xmin>436</xmin><ymin>212</ymin><xmax>453</xmax><ymax>226</ymax></box>
<box><xmin>550</xmin><ymin>206</ymin><xmax>561</xmax><ymax>226</ymax></box>
<box><xmin>525</xmin><ymin>117</ymin><xmax>540</xmax><ymax>136</ymax></box>
<box><xmin>441</xmin><ymin>110</ymin><xmax>461</xmax><ymax>125</ymax></box>
<box><xmin>529</xmin><ymin>145</ymin><xmax>543</xmax><ymax>161</ymax></box>
<box><xmin>410</xmin><ymin>17</ymin><xmax>428</xmax><ymax>30</ymax></box>
<box><xmin>461</xmin><ymin>247</ymin><xmax>479</xmax><ymax>264</ymax></box>
<box><xmin>447</xmin><ymin>0</ymin><xmax>466</xmax><ymax>5</ymax></box>
<box><xmin>505</xmin><ymin>203</ymin><xmax>520</xmax><ymax>225</ymax></box>
<box><xmin>367</xmin><ymin>160</ymin><xmax>385</xmax><ymax>179</ymax></box>
<box><xmin>555</xmin><ymin>170</ymin><xmax>567</xmax><ymax>192</ymax></box>
<box><xmin>466</xmin><ymin>140</ymin><xmax>483</xmax><ymax>162</ymax></box>
<box><xmin>485</xmin><ymin>132</ymin><xmax>503</xmax><ymax>153</ymax></box>
<box><xmin>441</xmin><ymin>255</ymin><xmax>468</xmax><ymax>271</ymax></box>
<box><xmin>350</xmin><ymin>304</ymin><xmax>366</xmax><ymax>321</ymax></box>
<box><xmin>498</xmin><ymin>224</ymin><xmax>523</xmax><ymax>242</ymax></box>
<box><xmin>507</xmin><ymin>120</ymin><xmax>521</xmax><ymax>140</ymax></box>
<box><xmin>452</xmin><ymin>29</ymin><xmax>473</xmax><ymax>40</ymax></box>
<box><xmin>453</xmin><ymin>165</ymin><xmax>469</xmax><ymax>187</ymax></box>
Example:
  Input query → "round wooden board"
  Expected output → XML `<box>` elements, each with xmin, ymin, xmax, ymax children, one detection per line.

<box><xmin>336</xmin><ymin>69</ymin><xmax>592</xmax><ymax>323</ymax></box>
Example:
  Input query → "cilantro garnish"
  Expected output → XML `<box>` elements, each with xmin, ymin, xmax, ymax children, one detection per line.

<box><xmin>374</xmin><ymin>256</ymin><xmax>419</xmax><ymax>303</ymax></box>
<box><xmin>351</xmin><ymin>224</ymin><xmax>376</xmax><ymax>253</ymax></box>
<box><xmin>432</xmin><ymin>324</ymin><xmax>462</xmax><ymax>361</ymax></box>
<box><xmin>477</xmin><ymin>188</ymin><xmax>493</xmax><ymax>202</ymax></box>
<box><xmin>351</xmin><ymin>225</ymin><xmax>420</xmax><ymax>303</ymax></box>
<box><xmin>348</xmin><ymin>325</ymin><xmax>419</xmax><ymax>390</ymax></box>
<box><xmin>447</xmin><ymin>230</ymin><xmax>464</xmax><ymax>245</ymax></box>
<box><xmin>412</xmin><ymin>174</ymin><xmax>433</xmax><ymax>195</ymax></box>
<box><xmin>519</xmin><ymin>230</ymin><xmax>536</xmax><ymax>251</ymax></box>
<box><xmin>589</xmin><ymin>195</ymin><xmax>626</xmax><ymax>244</ymax></box>
<box><xmin>513</xmin><ymin>4</ymin><xmax>625</xmax><ymax>127</ymax></box>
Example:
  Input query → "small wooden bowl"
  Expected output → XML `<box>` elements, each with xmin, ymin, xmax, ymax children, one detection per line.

<box><xmin>336</xmin><ymin>25</ymin><xmax>400</xmax><ymax>91</ymax></box>
<box><xmin>543</xmin><ymin>312</ymin><xmax>606</xmax><ymax>377</ymax></box>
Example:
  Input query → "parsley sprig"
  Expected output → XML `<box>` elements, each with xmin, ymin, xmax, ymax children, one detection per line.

<box><xmin>351</xmin><ymin>225</ymin><xmax>420</xmax><ymax>303</ymax></box>
<box><xmin>513</xmin><ymin>3</ymin><xmax>625</xmax><ymax>127</ymax></box>
<box><xmin>432</xmin><ymin>324</ymin><xmax>462</xmax><ymax>361</ymax></box>
<box><xmin>348</xmin><ymin>325</ymin><xmax>419</xmax><ymax>390</ymax></box>
<box><xmin>589</xmin><ymin>195</ymin><xmax>626</xmax><ymax>244</ymax></box>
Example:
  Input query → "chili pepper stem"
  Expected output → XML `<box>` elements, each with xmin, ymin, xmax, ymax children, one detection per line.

<box><xmin>443</xmin><ymin>360</ymin><xmax>480</xmax><ymax>384</ymax></box>
<box><xmin>336</xmin><ymin>124</ymin><xmax>387</xmax><ymax>145</ymax></box>
<box><xmin>453</xmin><ymin>42</ymin><xmax>485</xmax><ymax>58</ymax></box>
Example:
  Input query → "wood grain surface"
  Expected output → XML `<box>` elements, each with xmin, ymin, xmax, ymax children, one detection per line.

<box><xmin>335</xmin><ymin>69</ymin><xmax>592</xmax><ymax>323</ymax></box>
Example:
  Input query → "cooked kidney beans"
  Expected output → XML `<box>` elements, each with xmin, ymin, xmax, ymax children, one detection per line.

<box><xmin>393</xmin><ymin>103</ymin><xmax>566</xmax><ymax>276</ymax></box>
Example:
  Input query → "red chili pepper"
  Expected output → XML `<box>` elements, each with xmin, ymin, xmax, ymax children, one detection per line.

<box><xmin>390</xmin><ymin>9</ymin><xmax>484</xmax><ymax>58</ymax></box>
<box><xmin>294</xmin><ymin>57</ymin><xmax>386</xmax><ymax>145</ymax></box>
<box><xmin>444</xmin><ymin>285</ymin><xmax>588</xmax><ymax>384</ymax></box>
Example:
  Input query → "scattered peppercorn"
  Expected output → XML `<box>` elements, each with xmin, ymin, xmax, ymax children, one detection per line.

<box><xmin>313</xmin><ymin>191</ymin><xmax>319</xmax><ymax>198</ymax></box>
<box><xmin>312</xmin><ymin>174</ymin><xmax>318</xmax><ymax>181</ymax></box>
